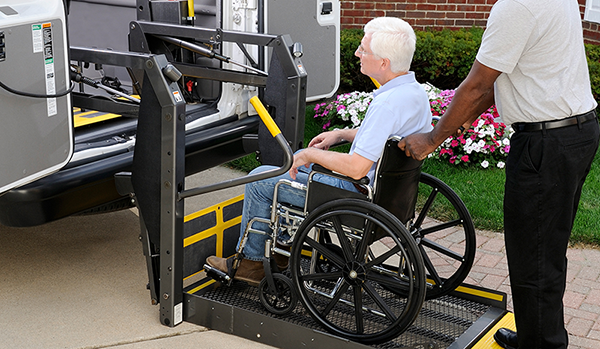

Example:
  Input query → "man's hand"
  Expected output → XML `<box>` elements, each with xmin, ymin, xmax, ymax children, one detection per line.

<box><xmin>397</xmin><ymin>133</ymin><xmax>438</xmax><ymax>161</ymax></box>
<box><xmin>289</xmin><ymin>148</ymin><xmax>312</xmax><ymax>180</ymax></box>
<box><xmin>308</xmin><ymin>131</ymin><xmax>339</xmax><ymax>150</ymax></box>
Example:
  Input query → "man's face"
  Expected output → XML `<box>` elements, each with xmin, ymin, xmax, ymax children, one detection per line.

<box><xmin>354</xmin><ymin>33</ymin><xmax>381</xmax><ymax>77</ymax></box>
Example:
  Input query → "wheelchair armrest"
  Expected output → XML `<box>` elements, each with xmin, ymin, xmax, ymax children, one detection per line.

<box><xmin>311</xmin><ymin>164</ymin><xmax>370</xmax><ymax>186</ymax></box>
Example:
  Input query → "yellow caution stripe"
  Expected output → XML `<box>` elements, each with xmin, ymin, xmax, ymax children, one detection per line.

<box><xmin>472</xmin><ymin>312</ymin><xmax>516</xmax><ymax>349</ymax></box>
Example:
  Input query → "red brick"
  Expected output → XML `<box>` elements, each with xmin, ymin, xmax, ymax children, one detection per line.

<box><xmin>425</xmin><ymin>11</ymin><xmax>445</xmax><ymax>20</ymax></box>
<box><xmin>344</xmin><ymin>10</ymin><xmax>366</xmax><ymax>17</ymax></box>
<box><xmin>457</xmin><ymin>4</ymin><xmax>476</xmax><ymax>11</ymax></box>
<box><xmin>354</xmin><ymin>2</ymin><xmax>377</xmax><ymax>10</ymax></box>
<box><xmin>406</xmin><ymin>11</ymin><xmax>427</xmax><ymax>18</ymax></box>
<box><xmin>436</xmin><ymin>19</ymin><xmax>456</xmax><ymax>26</ymax></box>
<box><xmin>416</xmin><ymin>18</ymin><xmax>436</xmax><ymax>26</ymax></box>
<box><xmin>466</xmin><ymin>12</ymin><xmax>485</xmax><ymax>19</ymax></box>
<box><xmin>367</xmin><ymin>10</ymin><xmax>386</xmax><ymax>17</ymax></box>
<box><xmin>416</xmin><ymin>4</ymin><xmax>436</xmax><ymax>11</ymax></box>
<box><xmin>375</xmin><ymin>3</ymin><xmax>396</xmax><ymax>10</ymax></box>
<box><xmin>447</xmin><ymin>12</ymin><xmax>466</xmax><ymax>19</ymax></box>
<box><xmin>437</xmin><ymin>4</ymin><xmax>457</xmax><ymax>11</ymax></box>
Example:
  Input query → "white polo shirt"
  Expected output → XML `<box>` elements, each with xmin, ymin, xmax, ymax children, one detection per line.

<box><xmin>476</xmin><ymin>0</ymin><xmax>597</xmax><ymax>125</ymax></box>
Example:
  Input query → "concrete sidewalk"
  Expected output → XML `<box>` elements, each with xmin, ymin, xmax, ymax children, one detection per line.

<box><xmin>1</xmin><ymin>165</ymin><xmax>598</xmax><ymax>348</ymax></box>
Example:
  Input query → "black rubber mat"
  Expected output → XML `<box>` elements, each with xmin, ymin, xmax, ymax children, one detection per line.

<box><xmin>198</xmin><ymin>280</ymin><xmax>492</xmax><ymax>348</ymax></box>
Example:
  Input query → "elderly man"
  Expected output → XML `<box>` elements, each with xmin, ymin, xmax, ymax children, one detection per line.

<box><xmin>207</xmin><ymin>16</ymin><xmax>433</xmax><ymax>286</ymax></box>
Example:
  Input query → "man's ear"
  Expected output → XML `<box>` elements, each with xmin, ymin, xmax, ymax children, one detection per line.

<box><xmin>380</xmin><ymin>58</ymin><xmax>391</xmax><ymax>71</ymax></box>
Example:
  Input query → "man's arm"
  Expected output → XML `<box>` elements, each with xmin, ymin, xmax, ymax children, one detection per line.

<box><xmin>398</xmin><ymin>60</ymin><xmax>501</xmax><ymax>160</ymax></box>
<box><xmin>308</xmin><ymin>128</ymin><xmax>358</xmax><ymax>150</ymax></box>
<box><xmin>289</xmin><ymin>147</ymin><xmax>373</xmax><ymax>180</ymax></box>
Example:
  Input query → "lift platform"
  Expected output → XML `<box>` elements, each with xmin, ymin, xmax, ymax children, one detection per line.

<box><xmin>179</xmin><ymin>195</ymin><xmax>515</xmax><ymax>349</ymax></box>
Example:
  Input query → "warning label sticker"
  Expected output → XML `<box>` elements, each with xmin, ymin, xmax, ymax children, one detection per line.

<box><xmin>42</xmin><ymin>23</ymin><xmax>56</xmax><ymax>116</ymax></box>
<box><xmin>32</xmin><ymin>24</ymin><xmax>42</xmax><ymax>53</ymax></box>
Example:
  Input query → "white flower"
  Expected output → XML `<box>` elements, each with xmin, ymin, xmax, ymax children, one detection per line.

<box><xmin>497</xmin><ymin>161</ymin><xmax>505</xmax><ymax>169</ymax></box>
<box><xmin>481</xmin><ymin>160</ymin><xmax>489</xmax><ymax>168</ymax></box>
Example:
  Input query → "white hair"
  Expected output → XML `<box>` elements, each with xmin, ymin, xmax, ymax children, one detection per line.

<box><xmin>364</xmin><ymin>17</ymin><xmax>416</xmax><ymax>74</ymax></box>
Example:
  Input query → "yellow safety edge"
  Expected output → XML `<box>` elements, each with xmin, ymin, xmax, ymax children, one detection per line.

<box><xmin>182</xmin><ymin>194</ymin><xmax>244</xmax><ymax>284</ymax></box>
<box><xmin>73</xmin><ymin>108</ymin><xmax>121</xmax><ymax>128</ymax></box>
<box><xmin>249</xmin><ymin>96</ymin><xmax>281</xmax><ymax>137</ymax></box>
<box><xmin>472</xmin><ymin>312</ymin><xmax>516</xmax><ymax>349</ymax></box>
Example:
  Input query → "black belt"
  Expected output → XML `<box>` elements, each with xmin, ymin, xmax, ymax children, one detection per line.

<box><xmin>513</xmin><ymin>110</ymin><xmax>597</xmax><ymax>132</ymax></box>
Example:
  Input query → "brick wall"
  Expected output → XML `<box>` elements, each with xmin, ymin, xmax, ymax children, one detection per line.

<box><xmin>341</xmin><ymin>0</ymin><xmax>600</xmax><ymax>45</ymax></box>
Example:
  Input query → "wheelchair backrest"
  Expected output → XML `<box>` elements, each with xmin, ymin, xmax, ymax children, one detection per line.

<box><xmin>372</xmin><ymin>137</ymin><xmax>423</xmax><ymax>224</ymax></box>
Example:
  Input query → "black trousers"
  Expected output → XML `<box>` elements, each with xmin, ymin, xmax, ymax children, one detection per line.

<box><xmin>504</xmin><ymin>117</ymin><xmax>599</xmax><ymax>349</ymax></box>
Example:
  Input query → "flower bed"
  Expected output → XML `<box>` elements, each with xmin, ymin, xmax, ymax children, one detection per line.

<box><xmin>313</xmin><ymin>84</ymin><xmax>513</xmax><ymax>169</ymax></box>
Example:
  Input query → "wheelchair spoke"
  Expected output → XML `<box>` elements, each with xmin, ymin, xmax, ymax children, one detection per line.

<box><xmin>365</xmin><ymin>245</ymin><xmax>401</xmax><ymax>269</ymax></box>
<box><xmin>322</xmin><ymin>282</ymin><xmax>350</xmax><ymax>317</ymax></box>
<box><xmin>353</xmin><ymin>286</ymin><xmax>364</xmax><ymax>334</ymax></box>
<box><xmin>419</xmin><ymin>219</ymin><xmax>463</xmax><ymax>236</ymax></box>
<box><xmin>355</xmin><ymin>220</ymin><xmax>373</xmax><ymax>260</ymax></box>
<box><xmin>413</xmin><ymin>187</ymin><xmax>438</xmax><ymax>228</ymax></box>
<box><xmin>305</xmin><ymin>236</ymin><xmax>346</xmax><ymax>267</ymax></box>
<box><xmin>421</xmin><ymin>238</ymin><xmax>464</xmax><ymax>261</ymax></box>
<box><xmin>418</xmin><ymin>244</ymin><xmax>443</xmax><ymax>287</ymax></box>
<box><xmin>300</xmin><ymin>271</ymin><xmax>343</xmax><ymax>282</ymax></box>
<box><xmin>331</xmin><ymin>215</ymin><xmax>355</xmax><ymax>262</ymax></box>
<box><xmin>363</xmin><ymin>282</ymin><xmax>398</xmax><ymax>322</ymax></box>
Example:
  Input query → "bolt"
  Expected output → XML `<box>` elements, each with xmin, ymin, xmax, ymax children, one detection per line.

<box><xmin>146</xmin><ymin>60</ymin><xmax>153</xmax><ymax>69</ymax></box>
<box><xmin>165</xmin><ymin>113</ymin><xmax>172</xmax><ymax>121</ymax></box>
<box><xmin>163</xmin><ymin>293</ymin><xmax>169</xmax><ymax>300</ymax></box>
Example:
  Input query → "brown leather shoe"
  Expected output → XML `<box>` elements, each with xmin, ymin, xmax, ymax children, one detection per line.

<box><xmin>206</xmin><ymin>256</ymin><xmax>264</xmax><ymax>287</ymax></box>
<box><xmin>274</xmin><ymin>242</ymin><xmax>290</xmax><ymax>270</ymax></box>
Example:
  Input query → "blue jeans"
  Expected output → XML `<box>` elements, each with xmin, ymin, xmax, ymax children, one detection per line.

<box><xmin>238</xmin><ymin>161</ymin><xmax>359</xmax><ymax>261</ymax></box>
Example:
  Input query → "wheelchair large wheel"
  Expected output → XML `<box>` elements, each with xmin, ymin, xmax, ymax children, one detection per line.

<box><xmin>290</xmin><ymin>199</ymin><xmax>426</xmax><ymax>344</ymax></box>
<box><xmin>412</xmin><ymin>173</ymin><xmax>476</xmax><ymax>299</ymax></box>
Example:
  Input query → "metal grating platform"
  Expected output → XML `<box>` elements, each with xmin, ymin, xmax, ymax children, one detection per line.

<box><xmin>185</xmin><ymin>279</ymin><xmax>504</xmax><ymax>349</ymax></box>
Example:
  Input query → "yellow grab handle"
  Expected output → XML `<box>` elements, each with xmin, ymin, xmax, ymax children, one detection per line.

<box><xmin>188</xmin><ymin>0</ymin><xmax>195</xmax><ymax>18</ymax></box>
<box><xmin>250</xmin><ymin>96</ymin><xmax>281</xmax><ymax>137</ymax></box>
<box><xmin>370</xmin><ymin>76</ymin><xmax>381</xmax><ymax>89</ymax></box>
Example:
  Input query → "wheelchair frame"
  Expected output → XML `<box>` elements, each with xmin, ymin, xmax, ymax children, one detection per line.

<box><xmin>206</xmin><ymin>136</ymin><xmax>477</xmax><ymax>344</ymax></box>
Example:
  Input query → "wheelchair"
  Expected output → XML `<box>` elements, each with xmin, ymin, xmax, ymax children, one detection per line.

<box><xmin>205</xmin><ymin>136</ymin><xmax>476</xmax><ymax>345</ymax></box>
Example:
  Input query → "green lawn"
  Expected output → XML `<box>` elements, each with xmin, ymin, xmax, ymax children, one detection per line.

<box><xmin>228</xmin><ymin>107</ymin><xmax>600</xmax><ymax>246</ymax></box>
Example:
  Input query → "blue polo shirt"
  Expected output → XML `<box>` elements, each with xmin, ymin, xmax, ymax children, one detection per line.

<box><xmin>349</xmin><ymin>72</ymin><xmax>433</xmax><ymax>182</ymax></box>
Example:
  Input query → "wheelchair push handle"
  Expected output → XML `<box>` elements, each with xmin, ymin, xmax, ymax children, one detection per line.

<box><xmin>178</xmin><ymin>97</ymin><xmax>294</xmax><ymax>200</ymax></box>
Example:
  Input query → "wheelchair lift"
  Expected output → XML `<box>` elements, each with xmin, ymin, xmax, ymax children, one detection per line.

<box><xmin>115</xmin><ymin>8</ymin><xmax>513</xmax><ymax>349</ymax></box>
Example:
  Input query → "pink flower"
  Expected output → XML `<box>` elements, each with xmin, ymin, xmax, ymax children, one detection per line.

<box><xmin>451</xmin><ymin>139</ymin><xmax>459</xmax><ymax>147</ymax></box>
<box><xmin>461</xmin><ymin>155</ymin><xmax>469</xmax><ymax>162</ymax></box>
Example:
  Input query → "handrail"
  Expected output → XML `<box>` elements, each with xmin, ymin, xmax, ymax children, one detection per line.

<box><xmin>177</xmin><ymin>96</ymin><xmax>293</xmax><ymax>200</ymax></box>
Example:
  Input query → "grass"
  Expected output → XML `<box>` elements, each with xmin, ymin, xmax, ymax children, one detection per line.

<box><xmin>227</xmin><ymin>107</ymin><xmax>600</xmax><ymax>246</ymax></box>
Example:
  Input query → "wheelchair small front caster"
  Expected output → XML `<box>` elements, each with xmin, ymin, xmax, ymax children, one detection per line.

<box><xmin>258</xmin><ymin>273</ymin><xmax>297</xmax><ymax>315</ymax></box>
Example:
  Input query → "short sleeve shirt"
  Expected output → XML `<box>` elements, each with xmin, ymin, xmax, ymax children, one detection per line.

<box><xmin>349</xmin><ymin>72</ymin><xmax>433</xmax><ymax>181</ymax></box>
<box><xmin>476</xmin><ymin>0</ymin><xmax>597</xmax><ymax>125</ymax></box>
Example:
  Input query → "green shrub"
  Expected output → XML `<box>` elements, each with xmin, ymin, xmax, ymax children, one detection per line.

<box><xmin>339</xmin><ymin>27</ymin><xmax>483</xmax><ymax>92</ymax></box>
<box><xmin>585</xmin><ymin>43</ymin><xmax>600</xmax><ymax>106</ymax></box>
<box><xmin>339</xmin><ymin>28</ymin><xmax>373</xmax><ymax>93</ymax></box>
<box><xmin>340</xmin><ymin>28</ymin><xmax>600</xmax><ymax>108</ymax></box>
<box><xmin>412</xmin><ymin>28</ymin><xmax>483</xmax><ymax>89</ymax></box>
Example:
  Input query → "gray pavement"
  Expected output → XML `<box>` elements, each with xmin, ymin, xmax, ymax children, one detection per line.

<box><xmin>1</xmin><ymin>165</ymin><xmax>599</xmax><ymax>348</ymax></box>
<box><xmin>0</xmin><ymin>167</ymin><xmax>273</xmax><ymax>349</ymax></box>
